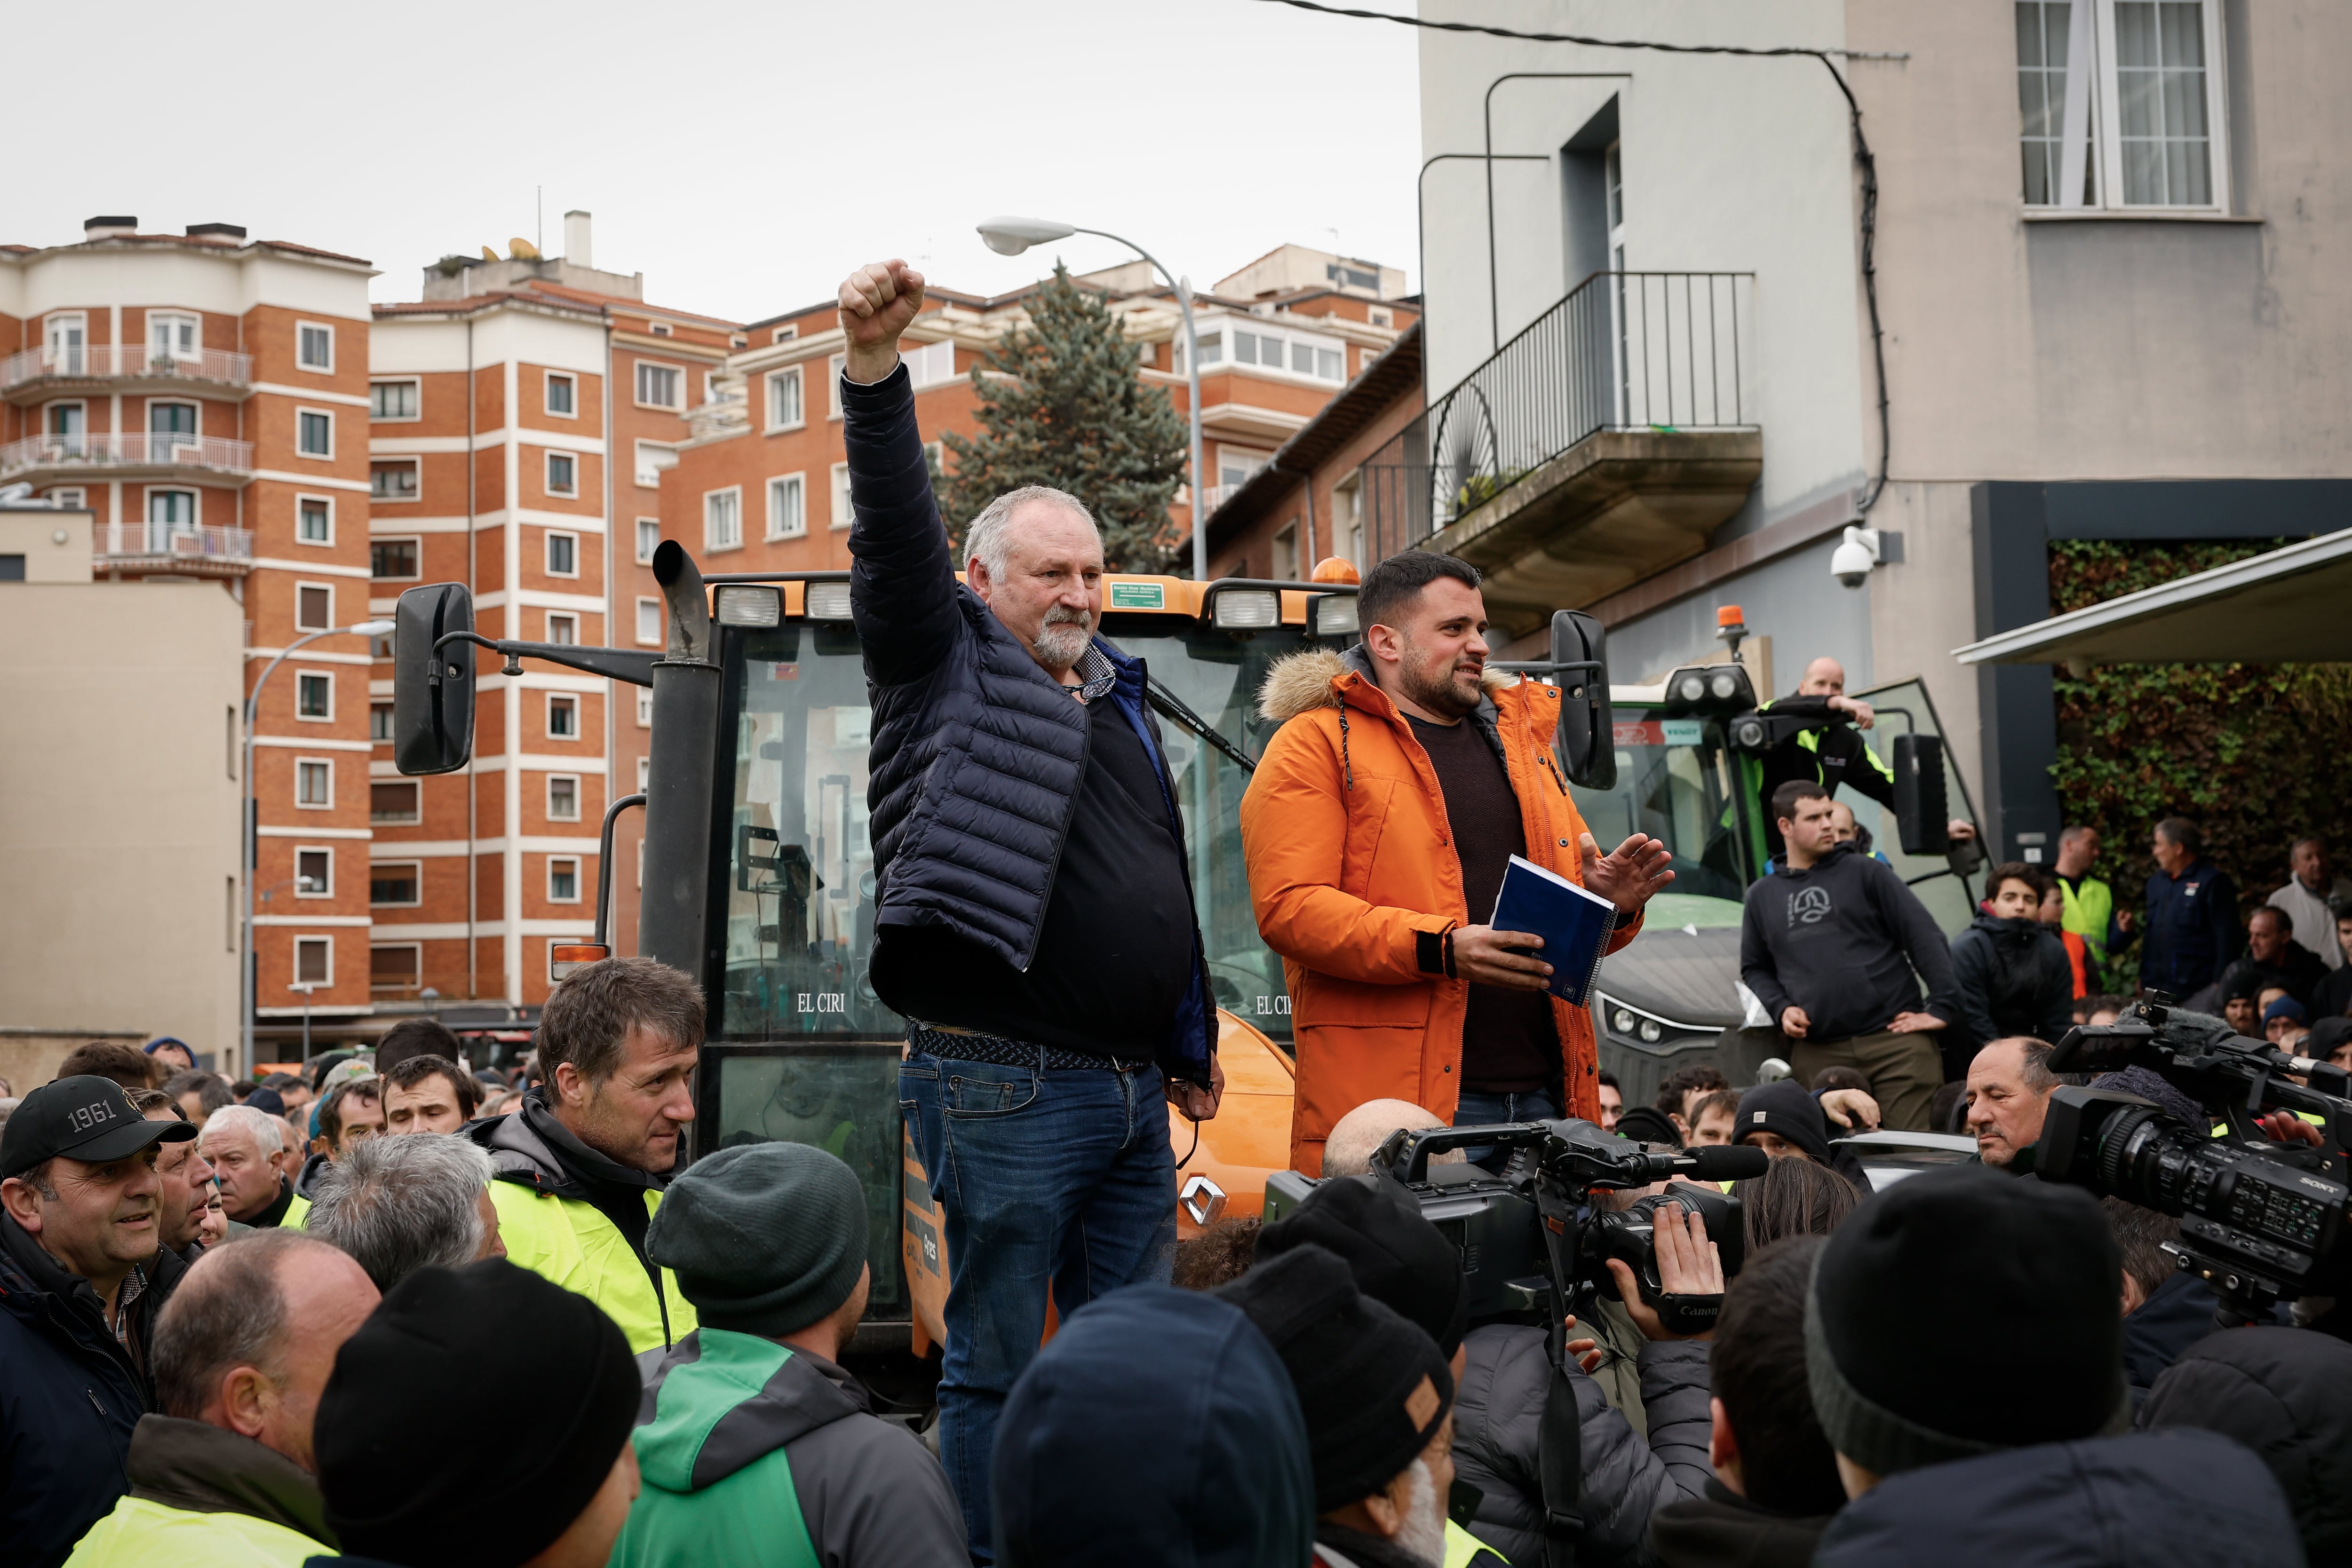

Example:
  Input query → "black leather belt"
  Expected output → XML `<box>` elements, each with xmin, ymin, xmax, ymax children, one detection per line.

<box><xmin>907</xmin><ymin>1022</ymin><xmax>1151</xmax><ymax>1075</ymax></box>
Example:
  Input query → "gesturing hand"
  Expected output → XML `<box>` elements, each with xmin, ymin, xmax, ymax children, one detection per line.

<box><xmin>837</xmin><ymin>261</ymin><xmax>927</xmax><ymax>385</ymax></box>
<box><xmin>1607</xmin><ymin>1203</ymin><xmax>1725</xmax><ymax>1342</ymax></box>
<box><xmin>1819</xmin><ymin>1087</ymin><xmax>1882</xmax><ymax>1130</ymax></box>
<box><xmin>1579</xmin><ymin>832</ymin><xmax>1675</xmax><ymax>918</ymax></box>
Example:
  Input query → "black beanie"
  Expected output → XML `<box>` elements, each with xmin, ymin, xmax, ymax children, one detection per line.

<box><xmin>648</xmin><ymin>1141</ymin><xmax>868</xmax><ymax>1336</ymax></box>
<box><xmin>1734</xmin><ymin>1079</ymin><xmax>1835</xmax><ymax>1166</ymax></box>
<box><xmin>1218</xmin><ymin>1243</ymin><xmax>1454</xmax><ymax>1512</ymax></box>
<box><xmin>1805</xmin><ymin>1166</ymin><xmax>2127</xmax><ymax>1479</ymax></box>
<box><xmin>314</xmin><ymin>1259</ymin><xmax>641</xmax><ymax>1568</ymax></box>
<box><xmin>1259</xmin><ymin>1174</ymin><xmax>1469</xmax><ymax>1357</ymax></box>
<box><xmin>1613</xmin><ymin>1105</ymin><xmax>1683</xmax><ymax>1148</ymax></box>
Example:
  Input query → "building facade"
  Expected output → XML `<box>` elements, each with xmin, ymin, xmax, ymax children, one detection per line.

<box><xmin>1404</xmin><ymin>0</ymin><xmax>2352</xmax><ymax>861</ymax></box>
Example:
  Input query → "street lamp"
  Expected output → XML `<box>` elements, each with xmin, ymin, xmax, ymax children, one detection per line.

<box><xmin>977</xmin><ymin>216</ymin><xmax>1208</xmax><ymax>582</ymax></box>
<box><xmin>243</xmin><ymin>618</ymin><xmax>395</xmax><ymax>1070</ymax></box>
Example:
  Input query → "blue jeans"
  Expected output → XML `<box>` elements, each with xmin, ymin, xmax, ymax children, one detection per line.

<box><xmin>900</xmin><ymin>1048</ymin><xmax>1177</xmax><ymax>1564</ymax></box>
<box><xmin>1454</xmin><ymin>1087</ymin><xmax>1561</xmax><ymax>1170</ymax></box>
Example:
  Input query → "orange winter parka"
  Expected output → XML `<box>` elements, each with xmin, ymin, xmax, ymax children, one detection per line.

<box><xmin>1240</xmin><ymin>646</ymin><xmax>1641</xmax><ymax>1174</ymax></box>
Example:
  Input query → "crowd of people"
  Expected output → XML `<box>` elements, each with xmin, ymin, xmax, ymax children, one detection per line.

<box><xmin>6</xmin><ymin>257</ymin><xmax>2349</xmax><ymax>1568</ymax></box>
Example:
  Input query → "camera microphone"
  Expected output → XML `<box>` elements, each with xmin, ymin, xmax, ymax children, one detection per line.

<box><xmin>1679</xmin><ymin>1146</ymin><xmax>1771</xmax><ymax>1182</ymax></box>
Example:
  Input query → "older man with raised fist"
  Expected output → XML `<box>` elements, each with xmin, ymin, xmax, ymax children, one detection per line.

<box><xmin>836</xmin><ymin>258</ymin><xmax>1221</xmax><ymax>1562</ymax></box>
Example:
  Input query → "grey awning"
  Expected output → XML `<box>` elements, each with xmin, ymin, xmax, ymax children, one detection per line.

<box><xmin>1953</xmin><ymin>527</ymin><xmax>2352</xmax><ymax>666</ymax></box>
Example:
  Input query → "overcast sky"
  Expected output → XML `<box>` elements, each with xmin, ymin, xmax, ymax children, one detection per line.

<box><xmin>6</xmin><ymin>0</ymin><xmax>1424</xmax><ymax>322</ymax></box>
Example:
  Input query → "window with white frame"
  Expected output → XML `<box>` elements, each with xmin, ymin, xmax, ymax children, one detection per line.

<box><xmin>371</xmin><ymin>944</ymin><xmax>420</xmax><ymax>991</ymax></box>
<box><xmin>370</xmin><ymin>701</ymin><xmax>394</xmax><ymax>742</ymax></box>
<box><xmin>903</xmin><ymin>340</ymin><xmax>957</xmax><ymax>388</ymax></box>
<box><xmin>830</xmin><ymin>463</ymin><xmax>851</xmax><ymax>531</ymax></box>
<box><xmin>547</xmin><ymin>775</ymin><xmax>581</xmax><ymax>821</ymax></box>
<box><xmin>637</xmin><ymin>597</ymin><xmax>663</xmax><ymax>646</ymax></box>
<box><xmin>1224</xmin><ymin>325</ymin><xmax>1344</xmax><ymax>382</ymax></box>
<box><xmin>149</xmin><ymin>489</ymin><xmax>199</xmax><ymax>531</ymax></box>
<box><xmin>297</xmin><ymin>758</ymin><xmax>334</xmax><ymax>808</ymax></box>
<box><xmin>637</xmin><ymin>689</ymin><xmax>653</xmax><ymax>727</ymax></box>
<box><xmin>1369</xmin><ymin>308</ymin><xmax>1393</xmax><ymax>328</ymax></box>
<box><xmin>369</xmin><ymin>380</ymin><xmax>419</xmax><ymax>420</ymax></box>
<box><xmin>772</xmin><ymin>325</ymin><xmax>798</xmax><ymax>344</ymax></box>
<box><xmin>547</xmin><ymin>693</ymin><xmax>579</xmax><ymax>740</ymax></box>
<box><xmin>545</xmin><ymin>451</ymin><xmax>578</xmax><ymax>498</ymax></box>
<box><xmin>297</xmin><ymin>323</ymin><xmax>334</xmax><ymax>372</ymax></box>
<box><xmin>370</xmin><ymin>459</ymin><xmax>419</xmax><ymax>503</ymax></box>
<box><xmin>546</xmin><ymin>531</ymin><xmax>578</xmax><ymax>576</ymax></box>
<box><xmin>47</xmin><ymin>487</ymin><xmax>85</xmax><ymax>509</ymax></box>
<box><xmin>298</xmin><ymin>496</ymin><xmax>333</xmax><ymax>545</ymax></box>
<box><xmin>370</xmin><ymin>861</ymin><xmax>422</xmax><ymax>906</ymax></box>
<box><xmin>768</xmin><ymin>366</ymin><xmax>804</xmax><ymax>429</ymax></box>
<box><xmin>636</xmin><ymin>519</ymin><xmax>660</xmax><ymax>563</ymax></box>
<box><xmin>149</xmin><ymin>311</ymin><xmax>200</xmax><ymax>363</ymax></box>
<box><xmin>371</xmin><ymin>538</ymin><xmax>420</xmax><ymax>580</ymax></box>
<box><xmin>2017</xmin><ymin>0</ymin><xmax>2228</xmax><ymax>209</ymax></box>
<box><xmin>828</xmin><ymin>353</ymin><xmax>847</xmax><ymax>418</ymax></box>
<box><xmin>1217</xmin><ymin>448</ymin><xmax>1271</xmax><ymax>491</ymax></box>
<box><xmin>548</xmin><ymin>856</ymin><xmax>582</xmax><ymax>903</ymax></box>
<box><xmin>547</xmin><ymin>612</ymin><xmax>577</xmax><ymax>645</ymax></box>
<box><xmin>650</xmin><ymin>321</ymin><xmax>673</xmax><ymax>338</ymax></box>
<box><xmin>295</xmin><ymin>847</ymin><xmax>332</xmax><ymax>896</ymax></box>
<box><xmin>545</xmin><ymin>372</ymin><xmax>576</xmax><ymax>417</ymax></box>
<box><xmin>294</xmin><ymin>936</ymin><xmax>332</xmax><ymax>986</ymax></box>
<box><xmin>370</xmin><ymin>779</ymin><xmax>419</xmax><ymax>822</ymax></box>
<box><xmin>295</xmin><ymin>671</ymin><xmax>333</xmax><ymax>721</ymax></box>
<box><xmin>296</xmin><ymin>582</ymin><xmax>333</xmax><ymax>632</ymax></box>
<box><xmin>637</xmin><ymin>754</ymin><xmax>652</xmax><ymax>789</ymax></box>
<box><xmin>634</xmin><ymin>440</ymin><xmax>677</xmax><ymax>488</ymax></box>
<box><xmin>706</xmin><ymin>488</ymin><xmax>742</xmax><ymax>551</ymax></box>
<box><xmin>636</xmin><ymin>362</ymin><xmax>683</xmax><ymax>409</ymax></box>
<box><xmin>767</xmin><ymin>474</ymin><xmax>806</xmax><ymax>539</ymax></box>
<box><xmin>297</xmin><ymin>409</ymin><xmax>333</xmax><ymax>458</ymax></box>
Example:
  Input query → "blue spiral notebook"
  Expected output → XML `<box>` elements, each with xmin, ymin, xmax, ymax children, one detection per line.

<box><xmin>1490</xmin><ymin>853</ymin><xmax>1618</xmax><ymax>1006</ymax></box>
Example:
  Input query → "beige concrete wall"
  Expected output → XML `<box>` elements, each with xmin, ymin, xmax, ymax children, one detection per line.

<box><xmin>0</xmin><ymin>581</ymin><xmax>244</xmax><ymax>1072</ymax></box>
<box><xmin>0</xmin><ymin>507</ymin><xmax>94</xmax><ymax>583</ymax></box>
<box><xmin>0</xmin><ymin>1029</ymin><xmax>147</xmax><ymax>1098</ymax></box>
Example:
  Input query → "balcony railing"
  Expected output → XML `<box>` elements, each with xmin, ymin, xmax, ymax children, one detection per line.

<box><xmin>93</xmin><ymin>522</ymin><xmax>254</xmax><ymax>570</ymax></box>
<box><xmin>0</xmin><ymin>343</ymin><xmax>253</xmax><ymax>394</ymax></box>
<box><xmin>1361</xmin><ymin>271</ymin><xmax>1753</xmax><ymax>557</ymax></box>
<box><xmin>0</xmin><ymin>432</ymin><xmax>255</xmax><ymax>479</ymax></box>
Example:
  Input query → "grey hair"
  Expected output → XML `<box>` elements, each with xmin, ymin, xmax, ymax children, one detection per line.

<box><xmin>962</xmin><ymin>485</ymin><xmax>1099</xmax><ymax>579</ymax></box>
<box><xmin>153</xmin><ymin>1230</ymin><xmax>334</xmax><ymax>1418</ymax></box>
<box><xmin>307</xmin><ymin>1132</ymin><xmax>495</xmax><ymax>1293</ymax></box>
<box><xmin>199</xmin><ymin>1103</ymin><xmax>284</xmax><ymax>1156</ymax></box>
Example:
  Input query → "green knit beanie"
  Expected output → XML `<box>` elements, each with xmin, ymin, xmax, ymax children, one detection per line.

<box><xmin>648</xmin><ymin>1142</ymin><xmax>868</xmax><ymax>1337</ymax></box>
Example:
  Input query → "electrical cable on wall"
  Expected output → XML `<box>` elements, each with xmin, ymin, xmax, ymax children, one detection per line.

<box><xmin>1256</xmin><ymin>0</ymin><xmax>1902</xmax><ymax>515</ymax></box>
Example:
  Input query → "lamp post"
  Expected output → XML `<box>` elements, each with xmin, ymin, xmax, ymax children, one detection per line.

<box><xmin>977</xmin><ymin>216</ymin><xmax>1208</xmax><ymax>582</ymax></box>
<box><xmin>244</xmin><ymin>618</ymin><xmax>395</xmax><ymax>1071</ymax></box>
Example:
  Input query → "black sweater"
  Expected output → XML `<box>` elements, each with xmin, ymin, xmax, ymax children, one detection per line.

<box><xmin>1740</xmin><ymin>843</ymin><xmax>1959</xmax><ymax>1040</ymax></box>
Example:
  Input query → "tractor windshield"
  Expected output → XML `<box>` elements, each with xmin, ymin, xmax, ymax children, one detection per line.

<box><xmin>707</xmin><ymin>614</ymin><xmax>1312</xmax><ymax>1049</ymax></box>
<box><xmin>1569</xmin><ymin>709</ymin><xmax>1753</xmax><ymax>927</ymax></box>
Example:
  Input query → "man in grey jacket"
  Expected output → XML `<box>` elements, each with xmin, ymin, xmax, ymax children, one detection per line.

<box><xmin>1741</xmin><ymin>782</ymin><xmax>1958</xmax><ymax>1131</ymax></box>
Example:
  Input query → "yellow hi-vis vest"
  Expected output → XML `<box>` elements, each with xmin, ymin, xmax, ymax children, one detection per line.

<box><xmin>1446</xmin><ymin>1518</ymin><xmax>1508</xmax><ymax>1568</ymax></box>
<box><xmin>485</xmin><ymin>1178</ymin><xmax>696</xmax><ymax>1354</ymax></box>
<box><xmin>2059</xmin><ymin>875</ymin><xmax>2116</xmax><ymax>969</ymax></box>
<box><xmin>65</xmin><ymin>1496</ymin><xmax>318</xmax><ymax>1568</ymax></box>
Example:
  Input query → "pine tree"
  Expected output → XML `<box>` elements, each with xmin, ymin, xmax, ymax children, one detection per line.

<box><xmin>940</xmin><ymin>263</ymin><xmax>1190</xmax><ymax>573</ymax></box>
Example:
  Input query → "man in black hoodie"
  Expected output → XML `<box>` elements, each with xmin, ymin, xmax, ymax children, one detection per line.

<box><xmin>1947</xmin><ymin>864</ymin><xmax>2074</xmax><ymax>1082</ymax></box>
<box><xmin>1740</xmin><ymin>782</ymin><xmax>1958</xmax><ymax>1131</ymax></box>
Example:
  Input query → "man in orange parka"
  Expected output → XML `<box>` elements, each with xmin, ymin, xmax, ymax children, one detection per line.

<box><xmin>1241</xmin><ymin>551</ymin><xmax>1675</xmax><ymax>1174</ymax></box>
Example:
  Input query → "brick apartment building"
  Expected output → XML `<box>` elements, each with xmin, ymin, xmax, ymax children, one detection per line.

<box><xmin>3</xmin><ymin>222</ymin><xmax>1409</xmax><ymax>1057</ymax></box>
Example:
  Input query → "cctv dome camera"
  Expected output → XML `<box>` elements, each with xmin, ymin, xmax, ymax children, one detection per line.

<box><xmin>1830</xmin><ymin>525</ymin><xmax>1881</xmax><ymax>589</ymax></box>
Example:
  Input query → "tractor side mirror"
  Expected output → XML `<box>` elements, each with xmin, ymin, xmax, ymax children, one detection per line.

<box><xmin>394</xmin><ymin>583</ymin><xmax>477</xmax><ymax>776</ymax></box>
<box><xmin>1891</xmin><ymin>733</ymin><xmax>1949</xmax><ymax>856</ymax></box>
<box><xmin>1551</xmin><ymin>609</ymin><xmax>1615</xmax><ymax>791</ymax></box>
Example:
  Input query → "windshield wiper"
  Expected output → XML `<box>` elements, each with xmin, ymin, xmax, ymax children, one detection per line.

<box><xmin>1146</xmin><ymin>679</ymin><xmax>1255</xmax><ymax>773</ymax></box>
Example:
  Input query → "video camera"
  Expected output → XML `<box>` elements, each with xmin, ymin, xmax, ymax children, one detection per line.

<box><xmin>1265</xmin><ymin>1121</ymin><xmax>1767</xmax><ymax>1347</ymax></box>
<box><xmin>2038</xmin><ymin>999</ymin><xmax>2352</xmax><ymax>1324</ymax></box>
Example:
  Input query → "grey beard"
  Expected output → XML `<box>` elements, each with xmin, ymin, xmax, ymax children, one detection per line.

<box><xmin>1033</xmin><ymin>613</ymin><xmax>1092</xmax><ymax>670</ymax></box>
<box><xmin>1396</xmin><ymin>1458</ymin><xmax>1447</xmax><ymax>1568</ymax></box>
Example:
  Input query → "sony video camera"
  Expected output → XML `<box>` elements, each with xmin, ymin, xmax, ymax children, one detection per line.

<box><xmin>1265</xmin><ymin>1121</ymin><xmax>1767</xmax><ymax>1339</ymax></box>
<box><xmin>2037</xmin><ymin>1000</ymin><xmax>2352</xmax><ymax>1323</ymax></box>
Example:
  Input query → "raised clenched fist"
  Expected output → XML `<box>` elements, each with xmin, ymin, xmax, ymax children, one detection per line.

<box><xmin>837</xmin><ymin>260</ymin><xmax>926</xmax><ymax>385</ymax></box>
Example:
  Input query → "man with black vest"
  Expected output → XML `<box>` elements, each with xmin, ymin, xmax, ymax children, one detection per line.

<box><xmin>838</xmin><ymin>257</ymin><xmax>1221</xmax><ymax>1563</ymax></box>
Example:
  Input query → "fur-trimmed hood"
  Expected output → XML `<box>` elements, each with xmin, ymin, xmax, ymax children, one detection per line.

<box><xmin>1255</xmin><ymin>643</ymin><xmax>1515</xmax><ymax>725</ymax></box>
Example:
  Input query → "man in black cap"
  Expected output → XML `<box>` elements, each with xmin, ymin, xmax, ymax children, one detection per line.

<box><xmin>1732</xmin><ymin>1079</ymin><xmax>1836</xmax><ymax>1166</ymax></box>
<box><xmin>1220</xmin><ymin>1244</ymin><xmax>1459</xmax><ymax>1568</ymax></box>
<box><xmin>1808</xmin><ymin>1168</ymin><xmax>2300</xmax><ymax>1567</ymax></box>
<box><xmin>611</xmin><ymin>1141</ymin><xmax>966</xmax><ymax>1568</ymax></box>
<box><xmin>309</xmin><ymin>1257</ymin><xmax>643</xmax><ymax>1568</ymax></box>
<box><xmin>0</xmin><ymin>1074</ymin><xmax>199</xmax><ymax>1568</ymax></box>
